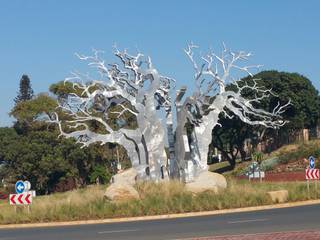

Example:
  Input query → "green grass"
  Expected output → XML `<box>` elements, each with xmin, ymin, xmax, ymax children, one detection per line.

<box><xmin>0</xmin><ymin>178</ymin><xmax>318</xmax><ymax>225</ymax></box>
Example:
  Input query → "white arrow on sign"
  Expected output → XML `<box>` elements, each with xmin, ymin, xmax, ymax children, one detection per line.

<box><xmin>15</xmin><ymin>180</ymin><xmax>25</xmax><ymax>194</ymax></box>
<box><xmin>17</xmin><ymin>185</ymin><xmax>24</xmax><ymax>191</ymax></box>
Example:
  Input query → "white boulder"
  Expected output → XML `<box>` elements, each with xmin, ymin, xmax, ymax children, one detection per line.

<box><xmin>111</xmin><ymin>168</ymin><xmax>138</xmax><ymax>186</ymax></box>
<box><xmin>105</xmin><ymin>168</ymin><xmax>140</xmax><ymax>201</ymax></box>
<box><xmin>104</xmin><ymin>183</ymin><xmax>140</xmax><ymax>201</ymax></box>
<box><xmin>185</xmin><ymin>171</ymin><xmax>227</xmax><ymax>193</ymax></box>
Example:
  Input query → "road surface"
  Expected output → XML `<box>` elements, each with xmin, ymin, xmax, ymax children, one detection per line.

<box><xmin>1</xmin><ymin>204</ymin><xmax>320</xmax><ymax>240</ymax></box>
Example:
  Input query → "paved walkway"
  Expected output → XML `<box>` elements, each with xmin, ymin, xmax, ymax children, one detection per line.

<box><xmin>191</xmin><ymin>231</ymin><xmax>320</xmax><ymax>240</ymax></box>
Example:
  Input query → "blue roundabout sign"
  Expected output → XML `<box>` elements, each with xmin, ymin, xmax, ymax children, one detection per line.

<box><xmin>309</xmin><ymin>156</ymin><xmax>315</xmax><ymax>169</ymax></box>
<box><xmin>15</xmin><ymin>180</ymin><xmax>25</xmax><ymax>194</ymax></box>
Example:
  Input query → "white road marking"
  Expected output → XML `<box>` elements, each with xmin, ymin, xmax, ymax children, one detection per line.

<box><xmin>228</xmin><ymin>218</ymin><xmax>268</xmax><ymax>224</ymax></box>
<box><xmin>98</xmin><ymin>229</ymin><xmax>140</xmax><ymax>234</ymax></box>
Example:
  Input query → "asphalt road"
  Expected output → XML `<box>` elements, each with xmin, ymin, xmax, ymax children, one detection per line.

<box><xmin>1</xmin><ymin>204</ymin><xmax>320</xmax><ymax>240</ymax></box>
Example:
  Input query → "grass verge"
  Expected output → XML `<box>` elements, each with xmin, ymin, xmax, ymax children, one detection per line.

<box><xmin>0</xmin><ymin>179</ymin><xmax>318</xmax><ymax>224</ymax></box>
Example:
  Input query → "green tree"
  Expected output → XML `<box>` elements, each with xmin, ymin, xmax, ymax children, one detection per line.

<box><xmin>2</xmin><ymin>84</ymin><xmax>132</xmax><ymax>193</ymax></box>
<box><xmin>11</xmin><ymin>94</ymin><xmax>57</xmax><ymax>122</ymax></box>
<box><xmin>0</xmin><ymin>128</ymin><xmax>76</xmax><ymax>193</ymax></box>
<box><xmin>89</xmin><ymin>165</ymin><xmax>111</xmax><ymax>184</ymax></box>
<box><xmin>14</xmin><ymin>75</ymin><xmax>34</xmax><ymax>104</ymax></box>
<box><xmin>249</xmin><ymin>71</ymin><xmax>320</xmax><ymax>130</ymax></box>
<box><xmin>209</xmin><ymin>114</ymin><xmax>252</xmax><ymax>169</ymax></box>
<box><xmin>10</xmin><ymin>94</ymin><xmax>58</xmax><ymax>134</ymax></box>
<box><xmin>210</xmin><ymin>71</ymin><xmax>320</xmax><ymax>169</ymax></box>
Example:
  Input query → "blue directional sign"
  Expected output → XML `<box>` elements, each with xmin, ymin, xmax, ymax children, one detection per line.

<box><xmin>309</xmin><ymin>156</ymin><xmax>315</xmax><ymax>169</ymax></box>
<box><xmin>15</xmin><ymin>180</ymin><xmax>25</xmax><ymax>194</ymax></box>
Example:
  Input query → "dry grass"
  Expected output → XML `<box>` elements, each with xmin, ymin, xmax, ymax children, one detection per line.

<box><xmin>267</xmin><ymin>139</ymin><xmax>320</xmax><ymax>158</ymax></box>
<box><xmin>0</xmin><ymin>179</ymin><xmax>318</xmax><ymax>224</ymax></box>
<box><xmin>267</xmin><ymin>143</ymin><xmax>300</xmax><ymax>158</ymax></box>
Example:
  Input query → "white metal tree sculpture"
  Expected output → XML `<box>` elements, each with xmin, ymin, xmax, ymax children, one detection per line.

<box><xmin>173</xmin><ymin>44</ymin><xmax>290</xmax><ymax>181</ymax></box>
<box><xmin>50</xmin><ymin>48</ymin><xmax>174</xmax><ymax>181</ymax></box>
<box><xmin>50</xmin><ymin>44</ymin><xmax>290</xmax><ymax>182</ymax></box>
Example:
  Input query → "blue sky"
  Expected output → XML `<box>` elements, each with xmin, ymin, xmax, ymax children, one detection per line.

<box><xmin>0</xmin><ymin>0</ymin><xmax>319</xmax><ymax>126</ymax></box>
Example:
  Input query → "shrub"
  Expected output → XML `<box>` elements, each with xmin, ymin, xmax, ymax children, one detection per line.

<box><xmin>260</xmin><ymin>157</ymin><xmax>280</xmax><ymax>171</ymax></box>
<box><xmin>89</xmin><ymin>165</ymin><xmax>111</xmax><ymax>184</ymax></box>
<box><xmin>278</xmin><ymin>141</ymin><xmax>320</xmax><ymax>164</ymax></box>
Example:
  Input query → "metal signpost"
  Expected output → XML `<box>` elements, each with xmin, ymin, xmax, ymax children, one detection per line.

<box><xmin>10</xmin><ymin>180</ymin><xmax>33</xmax><ymax>213</ymax></box>
<box><xmin>306</xmin><ymin>156</ymin><xmax>319</xmax><ymax>198</ymax></box>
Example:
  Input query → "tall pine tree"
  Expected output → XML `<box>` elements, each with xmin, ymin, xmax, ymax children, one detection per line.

<box><xmin>14</xmin><ymin>74</ymin><xmax>34</xmax><ymax>104</ymax></box>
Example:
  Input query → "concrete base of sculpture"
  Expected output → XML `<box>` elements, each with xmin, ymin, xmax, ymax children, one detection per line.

<box><xmin>185</xmin><ymin>171</ymin><xmax>227</xmax><ymax>193</ymax></box>
<box><xmin>104</xmin><ymin>168</ymin><xmax>140</xmax><ymax>201</ymax></box>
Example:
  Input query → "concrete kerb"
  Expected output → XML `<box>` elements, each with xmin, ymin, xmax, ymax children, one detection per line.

<box><xmin>1</xmin><ymin>199</ymin><xmax>320</xmax><ymax>229</ymax></box>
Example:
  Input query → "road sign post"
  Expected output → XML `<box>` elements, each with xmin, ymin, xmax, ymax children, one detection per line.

<box><xmin>11</xmin><ymin>180</ymin><xmax>33</xmax><ymax>213</ymax></box>
<box><xmin>306</xmin><ymin>155</ymin><xmax>319</xmax><ymax>198</ymax></box>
